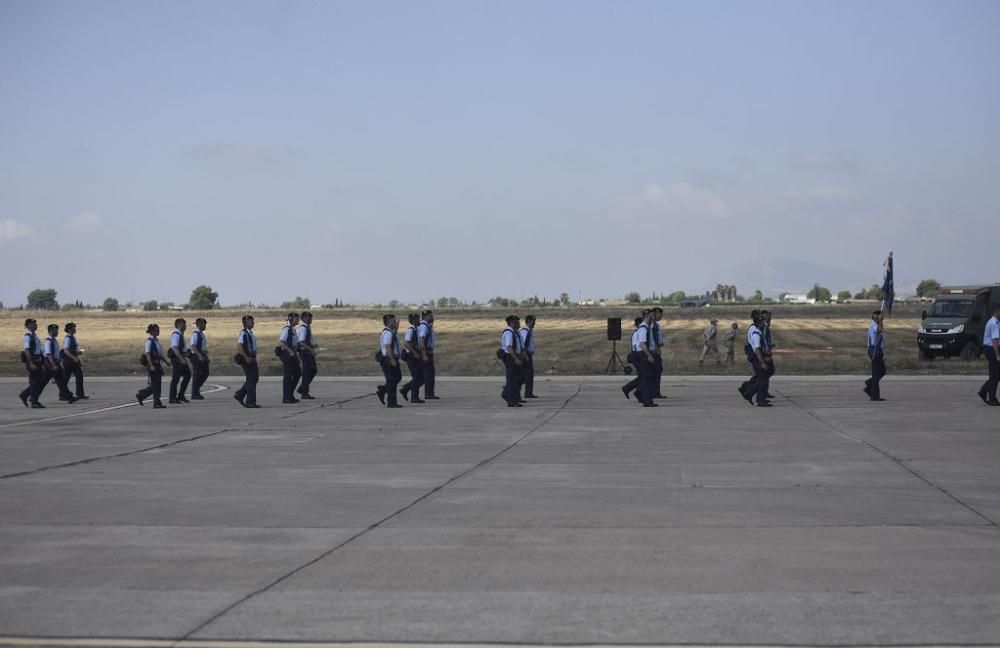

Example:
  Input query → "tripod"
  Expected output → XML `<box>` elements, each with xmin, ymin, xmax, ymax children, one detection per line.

<box><xmin>604</xmin><ymin>340</ymin><xmax>631</xmax><ymax>375</ymax></box>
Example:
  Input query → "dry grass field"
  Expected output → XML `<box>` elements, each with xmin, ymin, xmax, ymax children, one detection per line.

<box><xmin>0</xmin><ymin>304</ymin><xmax>986</xmax><ymax>378</ymax></box>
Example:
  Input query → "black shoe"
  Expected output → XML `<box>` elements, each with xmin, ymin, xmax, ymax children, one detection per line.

<box><xmin>246</xmin><ymin>403</ymin><xmax>261</xmax><ymax>408</ymax></box>
<box><xmin>178</xmin><ymin>397</ymin><xmax>190</xmax><ymax>403</ymax></box>
<box><xmin>426</xmin><ymin>395</ymin><xmax>440</xmax><ymax>400</ymax></box>
<box><xmin>387</xmin><ymin>403</ymin><xmax>403</xmax><ymax>408</ymax></box>
<box><xmin>738</xmin><ymin>386</ymin><xmax>752</xmax><ymax>404</ymax></box>
<box><xmin>233</xmin><ymin>393</ymin><xmax>244</xmax><ymax>406</ymax></box>
<box><xmin>168</xmin><ymin>399</ymin><xmax>180</xmax><ymax>404</ymax></box>
<box><xmin>153</xmin><ymin>402</ymin><xmax>167</xmax><ymax>409</ymax></box>
<box><xmin>19</xmin><ymin>394</ymin><xmax>28</xmax><ymax>407</ymax></box>
<box><xmin>410</xmin><ymin>397</ymin><xmax>425</xmax><ymax>404</ymax></box>
<box><xmin>621</xmin><ymin>386</ymin><xmax>631</xmax><ymax>400</ymax></box>
<box><xmin>871</xmin><ymin>397</ymin><xmax>886</xmax><ymax>402</ymax></box>
<box><xmin>191</xmin><ymin>394</ymin><xmax>204</xmax><ymax>400</ymax></box>
<box><xmin>76</xmin><ymin>395</ymin><xmax>89</xmax><ymax>400</ymax></box>
<box><xmin>525</xmin><ymin>394</ymin><xmax>538</xmax><ymax>398</ymax></box>
<box><xmin>136</xmin><ymin>392</ymin><xmax>145</xmax><ymax>407</ymax></box>
<box><xmin>376</xmin><ymin>386</ymin><xmax>386</xmax><ymax>404</ymax></box>
<box><xmin>643</xmin><ymin>402</ymin><xmax>658</xmax><ymax>407</ymax></box>
<box><xmin>59</xmin><ymin>394</ymin><xmax>69</xmax><ymax>401</ymax></box>
<box><xmin>864</xmin><ymin>386</ymin><xmax>872</xmax><ymax>397</ymax></box>
<box><xmin>400</xmin><ymin>385</ymin><xmax>410</xmax><ymax>402</ymax></box>
<box><xmin>282</xmin><ymin>399</ymin><xmax>299</xmax><ymax>404</ymax></box>
<box><xmin>988</xmin><ymin>400</ymin><xmax>1000</xmax><ymax>407</ymax></box>
<box><xmin>66</xmin><ymin>395</ymin><xmax>78</xmax><ymax>404</ymax></box>
<box><xmin>757</xmin><ymin>401</ymin><xmax>773</xmax><ymax>407</ymax></box>
<box><xmin>655</xmin><ymin>393</ymin><xmax>665</xmax><ymax>398</ymax></box>
<box><xmin>31</xmin><ymin>402</ymin><xmax>46</xmax><ymax>409</ymax></box>
<box><xmin>301</xmin><ymin>394</ymin><xmax>315</xmax><ymax>400</ymax></box>
<box><xmin>766</xmin><ymin>393</ymin><xmax>776</xmax><ymax>399</ymax></box>
<box><xmin>978</xmin><ymin>391</ymin><xmax>989</xmax><ymax>404</ymax></box>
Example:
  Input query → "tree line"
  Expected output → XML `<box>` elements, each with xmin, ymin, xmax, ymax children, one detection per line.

<box><xmin>11</xmin><ymin>279</ymin><xmax>945</xmax><ymax>312</ymax></box>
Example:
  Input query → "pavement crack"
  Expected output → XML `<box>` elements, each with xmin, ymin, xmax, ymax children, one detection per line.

<box><xmin>177</xmin><ymin>382</ymin><xmax>583</xmax><ymax>640</ymax></box>
<box><xmin>0</xmin><ymin>428</ymin><xmax>237</xmax><ymax>480</ymax></box>
<box><xmin>777</xmin><ymin>388</ymin><xmax>998</xmax><ymax>528</ymax></box>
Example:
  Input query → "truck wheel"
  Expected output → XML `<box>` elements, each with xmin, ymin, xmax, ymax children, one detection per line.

<box><xmin>960</xmin><ymin>341</ymin><xmax>979</xmax><ymax>361</ymax></box>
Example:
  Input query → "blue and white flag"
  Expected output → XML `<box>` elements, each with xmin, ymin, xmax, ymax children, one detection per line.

<box><xmin>881</xmin><ymin>252</ymin><xmax>894</xmax><ymax>316</ymax></box>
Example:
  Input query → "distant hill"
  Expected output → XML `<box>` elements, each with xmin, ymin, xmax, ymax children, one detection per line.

<box><xmin>717</xmin><ymin>257</ymin><xmax>914</xmax><ymax>297</ymax></box>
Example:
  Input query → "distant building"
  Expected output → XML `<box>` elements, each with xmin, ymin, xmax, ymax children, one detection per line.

<box><xmin>782</xmin><ymin>294</ymin><xmax>816</xmax><ymax>304</ymax></box>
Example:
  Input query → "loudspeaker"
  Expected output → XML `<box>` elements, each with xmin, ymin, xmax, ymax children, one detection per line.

<box><xmin>606</xmin><ymin>318</ymin><xmax>622</xmax><ymax>341</ymax></box>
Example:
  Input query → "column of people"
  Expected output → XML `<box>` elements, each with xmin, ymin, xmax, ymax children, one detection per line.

<box><xmin>17</xmin><ymin>305</ymin><xmax>1000</xmax><ymax>410</ymax></box>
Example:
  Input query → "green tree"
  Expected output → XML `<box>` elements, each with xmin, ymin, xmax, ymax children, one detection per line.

<box><xmin>624</xmin><ymin>291</ymin><xmax>641</xmax><ymax>304</ymax></box>
<box><xmin>807</xmin><ymin>284</ymin><xmax>832</xmax><ymax>301</ymax></box>
<box><xmin>916</xmin><ymin>278</ymin><xmax>941</xmax><ymax>298</ymax></box>
<box><xmin>837</xmin><ymin>290</ymin><xmax>852</xmax><ymax>302</ymax></box>
<box><xmin>559</xmin><ymin>292</ymin><xmax>570</xmax><ymax>306</ymax></box>
<box><xmin>751</xmin><ymin>289</ymin><xmax>764</xmax><ymax>302</ymax></box>
<box><xmin>102</xmin><ymin>297</ymin><xmax>120</xmax><ymax>312</ymax></box>
<box><xmin>666</xmin><ymin>290</ymin><xmax>686</xmax><ymax>302</ymax></box>
<box><xmin>437</xmin><ymin>296</ymin><xmax>449</xmax><ymax>308</ymax></box>
<box><xmin>280</xmin><ymin>296</ymin><xmax>311</xmax><ymax>310</ymax></box>
<box><xmin>188</xmin><ymin>285</ymin><xmax>219</xmax><ymax>310</ymax></box>
<box><xmin>142</xmin><ymin>300</ymin><xmax>159</xmax><ymax>311</ymax></box>
<box><xmin>26</xmin><ymin>288</ymin><xmax>59</xmax><ymax>310</ymax></box>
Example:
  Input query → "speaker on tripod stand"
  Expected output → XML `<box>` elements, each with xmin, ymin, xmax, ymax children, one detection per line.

<box><xmin>604</xmin><ymin>318</ymin><xmax>631</xmax><ymax>375</ymax></box>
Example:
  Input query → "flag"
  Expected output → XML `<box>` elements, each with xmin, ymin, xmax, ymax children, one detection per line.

<box><xmin>881</xmin><ymin>252</ymin><xmax>894</xmax><ymax>316</ymax></box>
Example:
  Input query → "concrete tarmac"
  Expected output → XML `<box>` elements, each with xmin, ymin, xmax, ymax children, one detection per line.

<box><xmin>0</xmin><ymin>375</ymin><xmax>998</xmax><ymax>646</ymax></box>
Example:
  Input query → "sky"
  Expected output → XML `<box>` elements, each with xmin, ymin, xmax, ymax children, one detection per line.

<box><xmin>1</xmin><ymin>0</ymin><xmax>998</xmax><ymax>307</ymax></box>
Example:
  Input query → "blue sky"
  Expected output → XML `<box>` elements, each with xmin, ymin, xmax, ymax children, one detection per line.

<box><xmin>1</xmin><ymin>0</ymin><xmax>998</xmax><ymax>306</ymax></box>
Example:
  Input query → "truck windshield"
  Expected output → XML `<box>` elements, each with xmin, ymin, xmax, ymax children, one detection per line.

<box><xmin>928</xmin><ymin>300</ymin><xmax>974</xmax><ymax>318</ymax></box>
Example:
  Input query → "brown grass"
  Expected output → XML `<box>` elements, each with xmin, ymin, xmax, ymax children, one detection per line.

<box><xmin>0</xmin><ymin>304</ymin><xmax>985</xmax><ymax>377</ymax></box>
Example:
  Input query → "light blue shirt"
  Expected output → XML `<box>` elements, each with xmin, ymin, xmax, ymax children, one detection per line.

<box><xmin>280</xmin><ymin>324</ymin><xmax>298</xmax><ymax>348</ymax></box>
<box><xmin>984</xmin><ymin>316</ymin><xmax>1000</xmax><ymax>347</ymax></box>
<box><xmin>237</xmin><ymin>329</ymin><xmax>257</xmax><ymax>355</ymax></box>
<box><xmin>190</xmin><ymin>330</ymin><xmax>208</xmax><ymax>353</ymax></box>
<box><xmin>403</xmin><ymin>325</ymin><xmax>417</xmax><ymax>344</ymax></box>
<box><xmin>144</xmin><ymin>337</ymin><xmax>163</xmax><ymax>357</ymax></box>
<box><xmin>652</xmin><ymin>321</ymin><xmax>663</xmax><ymax>345</ymax></box>
<box><xmin>630</xmin><ymin>326</ymin><xmax>643</xmax><ymax>352</ymax></box>
<box><xmin>519</xmin><ymin>327</ymin><xmax>536</xmax><ymax>353</ymax></box>
<box><xmin>297</xmin><ymin>323</ymin><xmax>312</xmax><ymax>348</ymax></box>
<box><xmin>379</xmin><ymin>328</ymin><xmax>399</xmax><ymax>356</ymax></box>
<box><xmin>23</xmin><ymin>332</ymin><xmax>40</xmax><ymax>355</ymax></box>
<box><xmin>417</xmin><ymin>321</ymin><xmax>435</xmax><ymax>350</ymax></box>
<box><xmin>747</xmin><ymin>325</ymin><xmax>763</xmax><ymax>351</ymax></box>
<box><xmin>867</xmin><ymin>321</ymin><xmax>884</xmax><ymax>352</ymax></box>
<box><xmin>170</xmin><ymin>330</ymin><xmax>184</xmax><ymax>349</ymax></box>
<box><xmin>633</xmin><ymin>324</ymin><xmax>656</xmax><ymax>352</ymax></box>
<box><xmin>44</xmin><ymin>336</ymin><xmax>61</xmax><ymax>361</ymax></box>
<box><xmin>500</xmin><ymin>327</ymin><xmax>523</xmax><ymax>354</ymax></box>
<box><xmin>63</xmin><ymin>334</ymin><xmax>78</xmax><ymax>352</ymax></box>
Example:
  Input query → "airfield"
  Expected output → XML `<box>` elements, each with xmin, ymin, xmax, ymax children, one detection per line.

<box><xmin>1</xmin><ymin>374</ymin><xmax>998</xmax><ymax>646</ymax></box>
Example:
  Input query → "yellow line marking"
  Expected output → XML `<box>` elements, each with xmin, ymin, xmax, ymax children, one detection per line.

<box><xmin>0</xmin><ymin>383</ymin><xmax>229</xmax><ymax>430</ymax></box>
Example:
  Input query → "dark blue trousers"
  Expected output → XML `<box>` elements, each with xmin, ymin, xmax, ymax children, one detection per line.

<box><xmin>981</xmin><ymin>347</ymin><xmax>999</xmax><ymax>402</ymax></box>
<box><xmin>236</xmin><ymin>361</ymin><xmax>259</xmax><ymax>405</ymax></box>
<box><xmin>422</xmin><ymin>352</ymin><xmax>436</xmax><ymax>397</ymax></box>
<box><xmin>281</xmin><ymin>354</ymin><xmax>301</xmax><ymax>401</ymax></box>
<box><xmin>867</xmin><ymin>353</ymin><xmax>886</xmax><ymax>400</ymax></box>
<box><xmin>403</xmin><ymin>356</ymin><xmax>424</xmax><ymax>400</ymax></box>
<box><xmin>741</xmin><ymin>355</ymin><xmax>769</xmax><ymax>404</ymax></box>
<box><xmin>298</xmin><ymin>353</ymin><xmax>316</xmax><ymax>396</ymax></box>
<box><xmin>523</xmin><ymin>353</ymin><xmax>535</xmax><ymax>396</ymax></box>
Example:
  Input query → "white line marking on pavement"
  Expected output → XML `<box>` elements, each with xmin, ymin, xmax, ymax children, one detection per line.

<box><xmin>0</xmin><ymin>383</ymin><xmax>228</xmax><ymax>430</ymax></box>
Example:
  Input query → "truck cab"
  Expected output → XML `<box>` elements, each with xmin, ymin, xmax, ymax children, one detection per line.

<box><xmin>917</xmin><ymin>284</ymin><xmax>1000</xmax><ymax>360</ymax></box>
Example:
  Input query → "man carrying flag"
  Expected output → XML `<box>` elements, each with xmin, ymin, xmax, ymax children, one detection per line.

<box><xmin>881</xmin><ymin>251</ymin><xmax>894</xmax><ymax>317</ymax></box>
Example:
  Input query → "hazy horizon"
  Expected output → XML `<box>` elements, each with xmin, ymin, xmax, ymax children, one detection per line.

<box><xmin>2</xmin><ymin>0</ymin><xmax>997</xmax><ymax>307</ymax></box>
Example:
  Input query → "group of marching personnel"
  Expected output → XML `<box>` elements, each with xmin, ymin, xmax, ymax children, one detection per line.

<box><xmin>16</xmin><ymin>304</ymin><xmax>1000</xmax><ymax>410</ymax></box>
